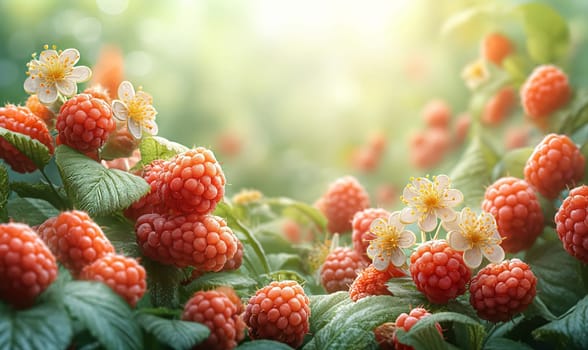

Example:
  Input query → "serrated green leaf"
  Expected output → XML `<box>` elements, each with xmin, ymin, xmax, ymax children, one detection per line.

<box><xmin>0</xmin><ymin>126</ymin><xmax>51</xmax><ymax>170</ymax></box>
<box><xmin>484</xmin><ymin>337</ymin><xmax>534</xmax><ymax>350</ymax></box>
<box><xmin>183</xmin><ymin>271</ymin><xmax>258</xmax><ymax>294</ymax></box>
<box><xmin>533</xmin><ymin>296</ymin><xmax>588</xmax><ymax>349</ymax></box>
<box><xmin>309</xmin><ymin>292</ymin><xmax>351</xmax><ymax>334</ymax></box>
<box><xmin>10</xmin><ymin>181</ymin><xmax>68</xmax><ymax>210</ymax></box>
<box><xmin>255</xmin><ymin>230</ymin><xmax>298</xmax><ymax>254</ymax></box>
<box><xmin>7</xmin><ymin>197</ymin><xmax>60</xmax><ymax>226</ymax></box>
<box><xmin>395</xmin><ymin>325</ymin><xmax>446</xmax><ymax>350</ymax></box>
<box><xmin>93</xmin><ymin>214</ymin><xmax>138</xmax><ymax>256</ymax></box>
<box><xmin>55</xmin><ymin>145</ymin><xmax>150</xmax><ymax>216</ymax></box>
<box><xmin>314</xmin><ymin>326</ymin><xmax>377</xmax><ymax>350</ymax></box>
<box><xmin>136</xmin><ymin>312</ymin><xmax>209</xmax><ymax>350</ymax></box>
<box><xmin>492</xmin><ymin>147</ymin><xmax>533</xmax><ymax>181</ymax></box>
<box><xmin>267</xmin><ymin>253</ymin><xmax>305</xmax><ymax>272</ymax></box>
<box><xmin>237</xmin><ymin>340</ymin><xmax>294</xmax><ymax>350</ymax></box>
<box><xmin>62</xmin><ymin>281</ymin><xmax>142</xmax><ymax>350</ymax></box>
<box><xmin>134</xmin><ymin>136</ymin><xmax>189</xmax><ymax>169</ymax></box>
<box><xmin>0</xmin><ymin>299</ymin><xmax>72</xmax><ymax>350</ymax></box>
<box><xmin>0</xmin><ymin>164</ymin><xmax>8</xmax><ymax>220</ymax></box>
<box><xmin>517</xmin><ymin>3</ymin><xmax>569</xmax><ymax>63</ymax></box>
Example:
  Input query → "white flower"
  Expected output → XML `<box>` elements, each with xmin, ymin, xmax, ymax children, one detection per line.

<box><xmin>367</xmin><ymin>211</ymin><xmax>416</xmax><ymax>271</ymax></box>
<box><xmin>112</xmin><ymin>81</ymin><xmax>158</xmax><ymax>139</ymax></box>
<box><xmin>24</xmin><ymin>46</ymin><xmax>92</xmax><ymax>104</ymax></box>
<box><xmin>461</xmin><ymin>58</ymin><xmax>489</xmax><ymax>90</ymax></box>
<box><xmin>400</xmin><ymin>175</ymin><xmax>463</xmax><ymax>232</ymax></box>
<box><xmin>446</xmin><ymin>207</ymin><xmax>505</xmax><ymax>268</ymax></box>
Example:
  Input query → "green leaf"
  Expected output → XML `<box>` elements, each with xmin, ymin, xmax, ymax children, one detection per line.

<box><xmin>0</xmin><ymin>164</ymin><xmax>8</xmax><ymax>221</ymax></box>
<box><xmin>517</xmin><ymin>3</ymin><xmax>570</xmax><ymax>63</ymax></box>
<box><xmin>395</xmin><ymin>325</ymin><xmax>446</xmax><ymax>350</ymax></box>
<box><xmin>533</xmin><ymin>296</ymin><xmax>588</xmax><ymax>349</ymax></box>
<box><xmin>7</xmin><ymin>197</ymin><xmax>60</xmax><ymax>226</ymax></box>
<box><xmin>0</xmin><ymin>126</ymin><xmax>51</xmax><ymax>170</ymax></box>
<box><xmin>491</xmin><ymin>147</ymin><xmax>533</xmax><ymax>181</ymax></box>
<box><xmin>262</xmin><ymin>197</ymin><xmax>327</xmax><ymax>232</ymax></box>
<box><xmin>310</xmin><ymin>326</ymin><xmax>377</xmax><ymax>350</ymax></box>
<box><xmin>484</xmin><ymin>337</ymin><xmax>534</xmax><ymax>350</ymax></box>
<box><xmin>55</xmin><ymin>145</ymin><xmax>150</xmax><ymax>216</ymax></box>
<box><xmin>267</xmin><ymin>253</ymin><xmax>305</xmax><ymax>272</ymax></box>
<box><xmin>0</xmin><ymin>299</ymin><xmax>72</xmax><ymax>350</ymax></box>
<box><xmin>183</xmin><ymin>271</ymin><xmax>258</xmax><ymax>294</ymax></box>
<box><xmin>135</xmin><ymin>136</ymin><xmax>188</xmax><ymax>169</ymax></box>
<box><xmin>309</xmin><ymin>292</ymin><xmax>351</xmax><ymax>334</ymax></box>
<box><xmin>402</xmin><ymin>312</ymin><xmax>484</xmax><ymax>350</ymax></box>
<box><xmin>255</xmin><ymin>230</ymin><xmax>298</xmax><ymax>254</ymax></box>
<box><xmin>136</xmin><ymin>312</ymin><xmax>209</xmax><ymax>350</ymax></box>
<box><xmin>10</xmin><ymin>181</ymin><xmax>69</xmax><ymax>210</ymax></box>
<box><xmin>440</xmin><ymin>4</ymin><xmax>509</xmax><ymax>42</ymax></box>
<box><xmin>62</xmin><ymin>281</ymin><xmax>142</xmax><ymax>350</ymax></box>
<box><xmin>94</xmin><ymin>214</ymin><xmax>139</xmax><ymax>256</ymax></box>
<box><xmin>237</xmin><ymin>340</ymin><xmax>294</xmax><ymax>350</ymax></box>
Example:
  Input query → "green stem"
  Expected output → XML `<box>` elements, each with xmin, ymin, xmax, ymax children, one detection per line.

<box><xmin>433</xmin><ymin>221</ymin><xmax>443</xmax><ymax>241</ymax></box>
<box><xmin>39</xmin><ymin>168</ymin><xmax>69</xmax><ymax>210</ymax></box>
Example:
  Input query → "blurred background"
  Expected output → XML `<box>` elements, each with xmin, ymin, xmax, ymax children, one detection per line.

<box><xmin>1</xmin><ymin>0</ymin><xmax>588</xmax><ymax>207</ymax></box>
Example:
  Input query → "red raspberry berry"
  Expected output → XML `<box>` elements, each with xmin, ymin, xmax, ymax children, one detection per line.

<box><xmin>521</xmin><ymin>65</ymin><xmax>571</xmax><ymax>119</ymax></box>
<box><xmin>221</xmin><ymin>238</ymin><xmax>243</xmax><ymax>272</ymax></box>
<box><xmin>0</xmin><ymin>104</ymin><xmax>54</xmax><ymax>173</ymax></box>
<box><xmin>349</xmin><ymin>264</ymin><xmax>405</xmax><ymax>302</ymax></box>
<box><xmin>524</xmin><ymin>134</ymin><xmax>585</xmax><ymax>199</ymax></box>
<box><xmin>373</xmin><ymin>322</ymin><xmax>396</xmax><ymax>350</ymax></box>
<box><xmin>482</xmin><ymin>177</ymin><xmax>544</xmax><ymax>253</ymax></box>
<box><xmin>505</xmin><ymin>126</ymin><xmax>530</xmax><ymax>150</ymax></box>
<box><xmin>351</xmin><ymin>208</ymin><xmax>391</xmax><ymax>262</ymax></box>
<box><xmin>83</xmin><ymin>85</ymin><xmax>112</xmax><ymax>104</ymax></box>
<box><xmin>124</xmin><ymin>159</ymin><xmax>167</xmax><ymax>220</ymax></box>
<box><xmin>393</xmin><ymin>307</ymin><xmax>443</xmax><ymax>350</ymax></box>
<box><xmin>320</xmin><ymin>247</ymin><xmax>368</xmax><ymax>293</ymax></box>
<box><xmin>135</xmin><ymin>213</ymin><xmax>238</xmax><ymax>271</ymax></box>
<box><xmin>409</xmin><ymin>128</ymin><xmax>451</xmax><ymax>170</ymax></box>
<box><xmin>422</xmin><ymin>99</ymin><xmax>451</xmax><ymax>129</ymax></box>
<box><xmin>25</xmin><ymin>94</ymin><xmax>55</xmax><ymax>127</ymax></box>
<box><xmin>482</xmin><ymin>87</ymin><xmax>516</xmax><ymax>126</ymax></box>
<box><xmin>481</xmin><ymin>32</ymin><xmax>513</xmax><ymax>66</ymax></box>
<box><xmin>37</xmin><ymin>210</ymin><xmax>115</xmax><ymax>276</ymax></box>
<box><xmin>56</xmin><ymin>93</ymin><xmax>116</xmax><ymax>152</ymax></box>
<box><xmin>315</xmin><ymin>176</ymin><xmax>370</xmax><ymax>233</ymax></box>
<box><xmin>244</xmin><ymin>280</ymin><xmax>310</xmax><ymax>348</ymax></box>
<box><xmin>182</xmin><ymin>289</ymin><xmax>245</xmax><ymax>350</ymax></box>
<box><xmin>101</xmin><ymin>125</ymin><xmax>141</xmax><ymax>159</ymax></box>
<box><xmin>160</xmin><ymin>147</ymin><xmax>226</xmax><ymax>215</ymax></box>
<box><xmin>79</xmin><ymin>253</ymin><xmax>146</xmax><ymax>307</ymax></box>
<box><xmin>469</xmin><ymin>259</ymin><xmax>536</xmax><ymax>322</ymax></box>
<box><xmin>555</xmin><ymin>185</ymin><xmax>588</xmax><ymax>263</ymax></box>
<box><xmin>454</xmin><ymin>113</ymin><xmax>471</xmax><ymax>146</ymax></box>
<box><xmin>90</xmin><ymin>44</ymin><xmax>124</xmax><ymax>100</ymax></box>
<box><xmin>409</xmin><ymin>240</ymin><xmax>471</xmax><ymax>304</ymax></box>
<box><xmin>0</xmin><ymin>223</ymin><xmax>58</xmax><ymax>309</ymax></box>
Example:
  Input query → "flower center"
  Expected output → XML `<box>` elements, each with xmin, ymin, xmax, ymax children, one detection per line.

<box><xmin>30</xmin><ymin>54</ymin><xmax>71</xmax><ymax>84</ymax></box>
<box><xmin>460</xmin><ymin>216</ymin><xmax>500</xmax><ymax>249</ymax></box>
<box><xmin>414</xmin><ymin>182</ymin><xmax>443</xmax><ymax>213</ymax></box>
<box><xmin>127</xmin><ymin>94</ymin><xmax>155</xmax><ymax>126</ymax></box>
<box><xmin>375</xmin><ymin>226</ymin><xmax>401</xmax><ymax>253</ymax></box>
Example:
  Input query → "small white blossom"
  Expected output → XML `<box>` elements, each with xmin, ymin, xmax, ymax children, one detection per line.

<box><xmin>112</xmin><ymin>81</ymin><xmax>158</xmax><ymax>139</ymax></box>
<box><xmin>461</xmin><ymin>58</ymin><xmax>489</xmax><ymax>90</ymax></box>
<box><xmin>367</xmin><ymin>211</ymin><xmax>416</xmax><ymax>271</ymax></box>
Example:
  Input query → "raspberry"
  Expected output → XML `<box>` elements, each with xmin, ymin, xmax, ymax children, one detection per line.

<box><xmin>320</xmin><ymin>247</ymin><xmax>368</xmax><ymax>293</ymax></box>
<box><xmin>393</xmin><ymin>307</ymin><xmax>443</xmax><ymax>350</ymax></box>
<box><xmin>505</xmin><ymin>126</ymin><xmax>529</xmax><ymax>150</ymax></box>
<box><xmin>101</xmin><ymin>125</ymin><xmax>141</xmax><ymax>159</ymax></box>
<box><xmin>315</xmin><ymin>176</ymin><xmax>370</xmax><ymax>233</ymax></box>
<box><xmin>521</xmin><ymin>65</ymin><xmax>571</xmax><ymax>119</ymax></box>
<box><xmin>222</xmin><ymin>238</ymin><xmax>243</xmax><ymax>271</ymax></box>
<box><xmin>409</xmin><ymin>240</ymin><xmax>471</xmax><ymax>304</ymax></box>
<box><xmin>0</xmin><ymin>223</ymin><xmax>58</xmax><ymax>309</ymax></box>
<box><xmin>182</xmin><ymin>289</ymin><xmax>245</xmax><ymax>350</ymax></box>
<box><xmin>409</xmin><ymin>128</ymin><xmax>451</xmax><ymax>169</ymax></box>
<box><xmin>25</xmin><ymin>94</ymin><xmax>55</xmax><ymax>126</ymax></box>
<box><xmin>37</xmin><ymin>210</ymin><xmax>115</xmax><ymax>276</ymax></box>
<box><xmin>135</xmin><ymin>213</ymin><xmax>238</xmax><ymax>271</ymax></box>
<box><xmin>349</xmin><ymin>264</ymin><xmax>405</xmax><ymax>302</ymax></box>
<box><xmin>524</xmin><ymin>134</ymin><xmax>585</xmax><ymax>199</ymax></box>
<box><xmin>244</xmin><ymin>280</ymin><xmax>310</xmax><ymax>348</ymax></box>
<box><xmin>124</xmin><ymin>159</ymin><xmax>167</xmax><ymax>221</ymax></box>
<box><xmin>422</xmin><ymin>99</ymin><xmax>451</xmax><ymax>129</ymax></box>
<box><xmin>469</xmin><ymin>259</ymin><xmax>536</xmax><ymax>322</ymax></box>
<box><xmin>555</xmin><ymin>185</ymin><xmax>588</xmax><ymax>263</ymax></box>
<box><xmin>481</xmin><ymin>32</ymin><xmax>513</xmax><ymax>66</ymax></box>
<box><xmin>351</xmin><ymin>147</ymin><xmax>379</xmax><ymax>173</ymax></box>
<box><xmin>482</xmin><ymin>177</ymin><xmax>544</xmax><ymax>253</ymax></box>
<box><xmin>80</xmin><ymin>253</ymin><xmax>146</xmax><ymax>307</ymax></box>
<box><xmin>56</xmin><ymin>93</ymin><xmax>116</xmax><ymax>152</ymax></box>
<box><xmin>375</xmin><ymin>184</ymin><xmax>397</xmax><ymax>208</ymax></box>
<box><xmin>352</xmin><ymin>208</ymin><xmax>391</xmax><ymax>262</ymax></box>
<box><xmin>90</xmin><ymin>44</ymin><xmax>124</xmax><ymax>100</ymax></box>
<box><xmin>160</xmin><ymin>147</ymin><xmax>226</xmax><ymax>215</ymax></box>
<box><xmin>0</xmin><ymin>104</ymin><xmax>54</xmax><ymax>173</ymax></box>
<box><xmin>373</xmin><ymin>322</ymin><xmax>396</xmax><ymax>350</ymax></box>
<box><xmin>482</xmin><ymin>87</ymin><xmax>516</xmax><ymax>126</ymax></box>
<box><xmin>454</xmin><ymin>113</ymin><xmax>471</xmax><ymax>146</ymax></box>
<box><xmin>101</xmin><ymin>148</ymin><xmax>141</xmax><ymax>172</ymax></box>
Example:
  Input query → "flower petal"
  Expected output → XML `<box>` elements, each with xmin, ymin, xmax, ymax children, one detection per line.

<box><xmin>419</xmin><ymin>211</ymin><xmax>437</xmax><ymax>232</ymax></box>
<box><xmin>483</xmin><ymin>244</ymin><xmax>505</xmax><ymax>264</ymax></box>
<box><xmin>372</xmin><ymin>254</ymin><xmax>390</xmax><ymax>271</ymax></box>
<box><xmin>112</xmin><ymin>100</ymin><xmax>129</xmax><ymax>121</ymax></box>
<box><xmin>387</xmin><ymin>211</ymin><xmax>403</xmax><ymax>229</ymax></box>
<box><xmin>442</xmin><ymin>216</ymin><xmax>459</xmax><ymax>232</ymax></box>
<box><xmin>435</xmin><ymin>207</ymin><xmax>457</xmax><ymax>222</ymax></box>
<box><xmin>39</xmin><ymin>50</ymin><xmax>58</xmax><ymax>63</ymax></box>
<box><xmin>118</xmin><ymin>81</ymin><xmax>135</xmax><ymax>101</ymax></box>
<box><xmin>69</xmin><ymin>66</ymin><xmax>92</xmax><ymax>83</ymax></box>
<box><xmin>59</xmin><ymin>48</ymin><xmax>81</xmax><ymax>67</ymax></box>
<box><xmin>366</xmin><ymin>243</ymin><xmax>379</xmax><ymax>259</ymax></box>
<box><xmin>443</xmin><ymin>189</ymin><xmax>464</xmax><ymax>206</ymax></box>
<box><xmin>447</xmin><ymin>230</ymin><xmax>470</xmax><ymax>251</ymax></box>
<box><xmin>413</xmin><ymin>176</ymin><xmax>432</xmax><ymax>191</ymax></box>
<box><xmin>143</xmin><ymin>120</ymin><xmax>158</xmax><ymax>135</ymax></box>
<box><xmin>402</xmin><ymin>184</ymin><xmax>417</xmax><ymax>202</ymax></box>
<box><xmin>23</xmin><ymin>77</ymin><xmax>40</xmax><ymax>94</ymax></box>
<box><xmin>463</xmin><ymin>247</ymin><xmax>483</xmax><ymax>269</ymax></box>
<box><xmin>435</xmin><ymin>174</ymin><xmax>450</xmax><ymax>190</ymax></box>
<box><xmin>37</xmin><ymin>85</ymin><xmax>58</xmax><ymax>104</ymax></box>
<box><xmin>56</xmin><ymin>79</ymin><xmax>77</xmax><ymax>97</ymax></box>
<box><xmin>399</xmin><ymin>207</ymin><xmax>418</xmax><ymax>224</ymax></box>
<box><xmin>370</xmin><ymin>218</ymin><xmax>388</xmax><ymax>235</ymax></box>
<box><xmin>389</xmin><ymin>248</ymin><xmax>406</xmax><ymax>267</ymax></box>
<box><xmin>398</xmin><ymin>230</ymin><xmax>416</xmax><ymax>248</ymax></box>
<box><xmin>127</xmin><ymin>118</ymin><xmax>143</xmax><ymax>139</ymax></box>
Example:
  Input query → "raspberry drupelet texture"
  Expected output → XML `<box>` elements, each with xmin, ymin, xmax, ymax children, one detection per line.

<box><xmin>320</xmin><ymin>247</ymin><xmax>368</xmax><ymax>293</ymax></box>
<box><xmin>521</xmin><ymin>65</ymin><xmax>570</xmax><ymax>119</ymax></box>
<box><xmin>56</xmin><ymin>93</ymin><xmax>116</xmax><ymax>152</ymax></box>
<box><xmin>482</xmin><ymin>177</ymin><xmax>544</xmax><ymax>253</ymax></box>
<box><xmin>0</xmin><ymin>223</ymin><xmax>58</xmax><ymax>309</ymax></box>
<box><xmin>393</xmin><ymin>307</ymin><xmax>443</xmax><ymax>350</ymax></box>
<box><xmin>373</xmin><ymin>322</ymin><xmax>396</xmax><ymax>350</ymax></box>
<box><xmin>349</xmin><ymin>264</ymin><xmax>405</xmax><ymax>302</ymax></box>
<box><xmin>124</xmin><ymin>159</ymin><xmax>167</xmax><ymax>221</ymax></box>
<box><xmin>80</xmin><ymin>253</ymin><xmax>146</xmax><ymax>307</ymax></box>
<box><xmin>315</xmin><ymin>176</ymin><xmax>370</xmax><ymax>233</ymax></box>
<box><xmin>25</xmin><ymin>95</ymin><xmax>55</xmax><ymax>126</ymax></box>
<box><xmin>469</xmin><ymin>259</ymin><xmax>536</xmax><ymax>322</ymax></box>
<box><xmin>244</xmin><ymin>280</ymin><xmax>310</xmax><ymax>348</ymax></box>
<box><xmin>482</xmin><ymin>87</ymin><xmax>516</xmax><ymax>126</ymax></box>
<box><xmin>481</xmin><ymin>32</ymin><xmax>513</xmax><ymax>66</ymax></box>
<box><xmin>0</xmin><ymin>104</ymin><xmax>54</xmax><ymax>173</ymax></box>
<box><xmin>524</xmin><ymin>134</ymin><xmax>585</xmax><ymax>199</ymax></box>
<box><xmin>422</xmin><ymin>99</ymin><xmax>451</xmax><ymax>129</ymax></box>
<box><xmin>555</xmin><ymin>185</ymin><xmax>588</xmax><ymax>263</ymax></box>
<box><xmin>409</xmin><ymin>240</ymin><xmax>471</xmax><ymax>304</ymax></box>
<box><xmin>352</xmin><ymin>208</ymin><xmax>391</xmax><ymax>262</ymax></box>
<box><xmin>37</xmin><ymin>210</ymin><xmax>115</xmax><ymax>276</ymax></box>
<box><xmin>135</xmin><ymin>213</ymin><xmax>238</xmax><ymax>271</ymax></box>
<box><xmin>182</xmin><ymin>289</ymin><xmax>246</xmax><ymax>350</ymax></box>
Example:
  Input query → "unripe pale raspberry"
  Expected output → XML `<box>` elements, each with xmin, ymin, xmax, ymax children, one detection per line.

<box><xmin>352</xmin><ymin>208</ymin><xmax>391</xmax><ymax>262</ymax></box>
<box><xmin>481</xmin><ymin>32</ymin><xmax>513</xmax><ymax>66</ymax></box>
<box><xmin>182</xmin><ymin>289</ymin><xmax>245</xmax><ymax>350</ymax></box>
<box><xmin>160</xmin><ymin>147</ymin><xmax>226</xmax><ymax>215</ymax></box>
<box><xmin>393</xmin><ymin>307</ymin><xmax>443</xmax><ymax>350</ymax></box>
<box><xmin>555</xmin><ymin>185</ymin><xmax>588</xmax><ymax>263</ymax></box>
<box><xmin>135</xmin><ymin>213</ymin><xmax>238</xmax><ymax>271</ymax></box>
<box><xmin>315</xmin><ymin>176</ymin><xmax>370</xmax><ymax>233</ymax></box>
<box><xmin>0</xmin><ymin>223</ymin><xmax>58</xmax><ymax>309</ymax></box>
<box><xmin>25</xmin><ymin>95</ymin><xmax>55</xmax><ymax>126</ymax></box>
<box><xmin>409</xmin><ymin>240</ymin><xmax>471</xmax><ymax>304</ymax></box>
<box><xmin>482</xmin><ymin>87</ymin><xmax>516</xmax><ymax>126</ymax></box>
<box><xmin>482</xmin><ymin>177</ymin><xmax>544</xmax><ymax>253</ymax></box>
<box><xmin>37</xmin><ymin>210</ymin><xmax>115</xmax><ymax>276</ymax></box>
<box><xmin>80</xmin><ymin>253</ymin><xmax>146</xmax><ymax>307</ymax></box>
<box><xmin>521</xmin><ymin>65</ymin><xmax>570</xmax><ymax>119</ymax></box>
<box><xmin>0</xmin><ymin>104</ymin><xmax>54</xmax><ymax>173</ymax></box>
<box><xmin>56</xmin><ymin>93</ymin><xmax>116</xmax><ymax>152</ymax></box>
<box><xmin>524</xmin><ymin>134</ymin><xmax>585</xmax><ymax>199</ymax></box>
<box><xmin>124</xmin><ymin>159</ymin><xmax>167</xmax><ymax>220</ymax></box>
<box><xmin>469</xmin><ymin>259</ymin><xmax>536</xmax><ymax>322</ymax></box>
<box><xmin>320</xmin><ymin>247</ymin><xmax>368</xmax><ymax>293</ymax></box>
<box><xmin>422</xmin><ymin>99</ymin><xmax>451</xmax><ymax>129</ymax></box>
<box><xmin>244</xmin><ymin>280</ymin><xmax>310</xmax><ymax>348</ymax></box>
<box><xmin>349</xmin><ymin>264</ymin><xmax>405</xmax><ymax>302</ymax></box>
